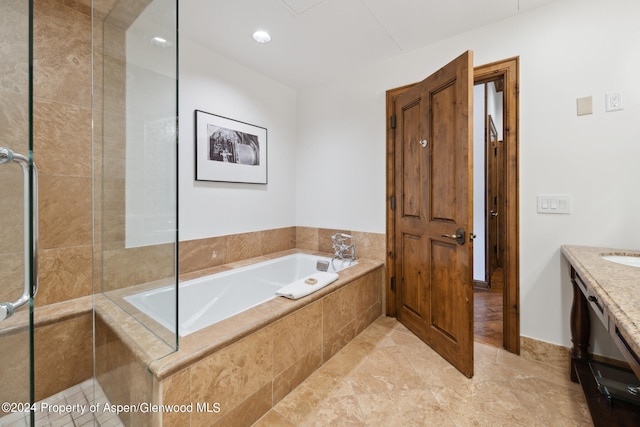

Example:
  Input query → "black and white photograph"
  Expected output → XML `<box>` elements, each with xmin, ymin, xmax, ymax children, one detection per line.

<box><xmin>195</xmin><ymin>110</ymin><xmax>267</xmax><ymax>183</ymax></box>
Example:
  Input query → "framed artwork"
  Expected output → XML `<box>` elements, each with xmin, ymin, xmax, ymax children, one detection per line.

<box><xmin>194</xmin><ymin>110</ymin><xmax>267</xmax><ymax>184</ymax></box>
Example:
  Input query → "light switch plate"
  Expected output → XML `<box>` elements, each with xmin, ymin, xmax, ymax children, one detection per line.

<box><xmin>537</xmin><ymin>194</ymin><xmax>571</xmax><ymax>214</ymax></box>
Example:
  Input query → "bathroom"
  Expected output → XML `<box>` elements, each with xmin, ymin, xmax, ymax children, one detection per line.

<box><xmin>1</xmin><ymin>0</ymin><xmax>640</xmax><ymax>425</ymax></box>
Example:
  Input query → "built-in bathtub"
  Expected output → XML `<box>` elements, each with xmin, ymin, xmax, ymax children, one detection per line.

<box><xmin>124</xmin><ymin>253</ymin><xmax>356</xmax><ymax>336</ymax></box>
<box><xmin>97</xmin><ymin>249</ymin><xmax>383</xmax><ymax>426</ymax></box>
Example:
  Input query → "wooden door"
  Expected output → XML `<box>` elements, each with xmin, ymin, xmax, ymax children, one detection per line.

<box><xmin>394</xmin><ymin>51</ymin><xmax>475</xmax><ymax>377</ymax></box>
<box><xmin>486</xmin><ymin>114</ymin><xmax>502</xmax><ymax>278</ymax></box>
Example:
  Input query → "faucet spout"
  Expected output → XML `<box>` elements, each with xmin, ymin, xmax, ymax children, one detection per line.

<box><xmin>331</xmin><ymin>233</ymin><xmax>356</xmax><ymax>264</ymax></box>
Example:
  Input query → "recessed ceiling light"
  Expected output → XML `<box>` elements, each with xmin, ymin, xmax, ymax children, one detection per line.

<box><xmin>150</xmin><ymin>36</ymin><xmax>172</xmax><ymax>48</ymax></box>
<box><xmin>252</xmin><ymin>30</ymin><xmax>272</xmax><ymax>44</ymax></box>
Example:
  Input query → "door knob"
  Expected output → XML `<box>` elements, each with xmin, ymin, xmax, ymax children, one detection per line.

<box><xmin>441</xmin><ymin>228</ymin><xmax>466</xmax><ymax>245</ymax></box>
<box><xmin>490</xmin><ymin>210</ymin><xmax>499</xmax><ymax>217</ymax></box>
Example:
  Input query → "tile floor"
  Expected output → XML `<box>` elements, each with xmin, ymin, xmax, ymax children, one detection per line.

<box><xmin>0</xmin><ymin>379</ymin><xmax>123</xmax><ymax>427</ymax></box>
<box><xmin>254</xmin><ymin>316</ymin><xmax>592</xmax><ymax>426</ymax></box>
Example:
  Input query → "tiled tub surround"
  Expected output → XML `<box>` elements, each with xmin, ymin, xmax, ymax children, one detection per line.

<box><xmin>98</xmin><ymin>249</ymin><xmax>383</xmax><ymax>426</ymax></box>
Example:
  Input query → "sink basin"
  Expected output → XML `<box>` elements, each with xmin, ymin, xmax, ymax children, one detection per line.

<box><xmin>602</xmin><ymin>255</ymin><xmax>640</xmax><ymax>268</ymax></box>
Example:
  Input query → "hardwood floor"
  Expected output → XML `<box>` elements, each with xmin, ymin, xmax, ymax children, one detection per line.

<box><xmin>474</xmin><ymin>267</ymin><xmax>503</xmax><ymax>348</ymax></box>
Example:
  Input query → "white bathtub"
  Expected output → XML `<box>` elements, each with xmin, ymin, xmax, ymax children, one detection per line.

<box><xmin>124</xmin><ymin>253</ymin><xmax>355</xmax><ymax>336</ymax></box>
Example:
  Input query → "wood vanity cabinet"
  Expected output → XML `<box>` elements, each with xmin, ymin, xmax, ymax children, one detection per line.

<box><xmin>568</xmin><ymin>266</ymin><xmax>640</xmax><ymax>426</ymax></box>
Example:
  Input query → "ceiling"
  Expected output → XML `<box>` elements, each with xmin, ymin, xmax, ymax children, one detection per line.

<box><xmin>180</xmin><ymin>0</ymin><xmax>560</xmax><ymax>89</ymax></box>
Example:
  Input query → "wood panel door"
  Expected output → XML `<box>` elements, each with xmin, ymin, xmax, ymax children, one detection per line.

<box><xmin>393</xmin><ymin>51</ymin><xmax>475</xmax><ymax>377</ymax></box>
<box><xmin>486</xmin><ymin>114</ymin><xmax>504</xmax><ymax>279</ymax></box>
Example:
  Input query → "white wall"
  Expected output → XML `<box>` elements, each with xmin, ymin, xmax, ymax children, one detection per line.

<box><xmin>295</xmin><ymin>0</ymin><xmax>640</xmax><ymax>352</ymax></box>
<box><xmin>179</xmin><ymin>37</ymin><xmax>297</xmax><ymax>241</ymax></box>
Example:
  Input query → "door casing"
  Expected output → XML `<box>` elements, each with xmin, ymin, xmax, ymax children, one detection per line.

<box><xmin>386</xmin><ymin>56</ymin><xmax>520</xmax><ymax>355</ymax></box>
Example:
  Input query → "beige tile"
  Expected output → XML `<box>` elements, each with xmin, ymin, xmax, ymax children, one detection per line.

<box><xmin>273</xmin><ymin>301</ymin><xmax>323</xmax><ymax>374</ymax></box>
<box><xmin>33</xmin><ymin>0</ymin><xmax>92</xmax><ymax>107</ymax></box>
<box><xmin>260</xmin><ymin>227</ymin><xmax>295</xmax><ymax>255</ymax></box>
<box><xmin>273</xmin><ymin>345</ymin><xmax>322</xmax><ymax>404</ymax></box>
<box><xmin>272</xmin><ymin>369</ymin><xmax>354</xmax><ymax>425</ymax></box>
<box><xmin>347</xmin><ymin>347</ymin><xmax>426</xmax><ymax>395</ymax></box>
<box><xmin>0</xmin><ymin>252</ymin><xmax>24</xmax><ymax>306</ymax></box>
<box><xmin>263</xmin><ymin>317</ymin><xmax>592</xmax><ymax>427</ymax></box>
<box><xmin>0</xmin><ymin>328</ymin><xmax>30</xmax><ymax>410</ymax></box>
<box><xmin>33</xmin><ymin>98</ymin><xmax>91</xmax><ymax>177</ymax></box>
<box><xmin>37</xmin><ymin>245</ymin><xmax>92</xmax><ymax>305</ymax></box>
<box><xmin>102</xmin><ymin>244</ymin><xmax>175</xmax><ymax>290</ymax></box>
<box><xmin>213</xmin><ymin>382</ymin><xmax>273</xmax><ymax>427</ymax></box>
<box><xmin>295</xmin><ymin>227</ymin><xmax>319</xmax><ymax>251</ymax></box>
<box><xmin>160</xmin><ymin>369</ymin><xmax>191</xmax><ymax>427</ymax></box>
<box><xmin>179</xmin><ymin>236</ymin><xmax>227</xmax><ymax>274</ymax></box>
<box><xmin>356</xmin><ymin>389</ymin><xmax>455</xmax><ymax>427</ymax></box>
<box><xmin>521</xmin><ymin>335</ymin><xmax>570</xmax><ymax>372</ymax></box>
<box><xmin>39</xmin><ymin>174</ymin><xmax>92</xmax><ymax>249</ymax></box>
<box><xmin>252</xmin><ymin>410</ymin><xmax>296</xmax><ymax>427</ymax></box>
<box><xmin>225</xmin><ymin>231</ymin><xmax>263</xmax><ymax>264</ymax></box>
<box><xmin>34</xmin><ymin>313</ymin><xmax>93</xmax><ymax>401</ymax></box>
<box><xmin>430</xmin><ymin>381</ymin><xmax>532</xmax><ymax>426</ymax></box>
<box><xmin>190</xmin><ymin>327</ymin><xmax>274</xmax><ymax>426</ymax></box>
<box><xmin>0</xmin><ymin>171</ymin><xmax>25</xmax><ymax>255</ymax></box>
<box><xmin>351</xmin><ymin>231</ymin><xmax>386</xmax><ymax>263</ymax></box>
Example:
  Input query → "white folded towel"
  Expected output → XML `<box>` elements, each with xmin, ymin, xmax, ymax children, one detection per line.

<box><xmin>276</xmin><ymin>272</ymin><xmax>339</xmax><ymax>299</ymax></box>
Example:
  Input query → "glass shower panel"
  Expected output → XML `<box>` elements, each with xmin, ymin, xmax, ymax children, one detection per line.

<box><xmin>99</xmin><ymin>0</ymin><xmax>178</xmax><ymax>347</ymax></box>
<box><xmin>0</xmin><ymin>0</ymin><xmax>34</xmax><ymax>425</ymax></box>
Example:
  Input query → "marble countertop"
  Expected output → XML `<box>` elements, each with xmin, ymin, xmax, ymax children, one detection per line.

<box><xmin>561</xmin><ymin>245</ymin><xmax>640</xmax><ymax>360</ymax></box>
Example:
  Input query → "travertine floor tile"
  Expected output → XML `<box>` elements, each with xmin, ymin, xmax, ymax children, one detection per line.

<box><xmin>254</xmin><ymin>317</ymin><xmax>593</xmax><ymax>427</ymax></box>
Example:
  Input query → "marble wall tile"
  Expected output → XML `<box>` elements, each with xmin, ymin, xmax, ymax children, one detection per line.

<box><xmin>180</xmin><ymin>236</ymin><xmax>228</xmax><ymax>274</ymax></box>
<box><xmin>33</xmin><ymin>0</ymin><xmax>91</xmax><ymax>107</ymax></box>
<box><xmin>0</xmin><ymin>3</ymin><xmax>29</xmax><ymax>96</ymax></box>
<box><xmin>273</xmin><ymin>345</ymin><xmax>323</xmax><ymax>404</ymax></box>
<box><xmin>0</xmin><ymin>171</ymin><xmax>25</xmax><ymax>254</ymax></box>
<box><xmin>273</xmin><ymin>300</ymin><xmax>323</xmax><ymax>375</ymax></box>
<box><xmin>38</xmin><ymin>174</ymin><xmax>92</xmax><ymax>250</ymax></box>
<box><xmin>37</xmin><ymin>245</ymin><xmax>92</xmax><ymax>305</ymax></box>
<box><xmin>224</xmin><ymin>231</ymin><xmax>264</xmax><ymax>264</ymax></box>
<box><xmin>0</xmin><ymin>92</ymin><xmax>29</xmax><ymax>150</ymax></box>
<box><xmin>34</xmin><ymin>313</ymin><xmax>93</xmax><ymax>401</ymax></box>
<box><xmin>190</xmin><ymin>326</ymin><xmax>274</xmax><ymax>426</ymax></box>
<box><xmin>323</xmin><ymin>282</ymin><xmax>358</xmax><ymax>346</ymax></box>
<box><xmin>352</xmin><ymin>231</ymin><xmax>386</xmax><ymax>263</ymax></box>
<box><xmin>521</xmin><ymin>336</ymin><xmax>570</xmax><ymax>373</ymax></box>
<box><xmin>33</xmin><ymin>99</ymin><xmax>91</xmax><ymax>177</ymax></box>
<box><xmin>95</xmin><ymin>315</ymin><xmax>153</xmax><ymax>427</ymax></box>
<box><xmin>295</xmin><ymin>227</ymin><xmax>319</xmax><ymax>251</ymax></box>
<box><xmin>0</xmin><ymin>327</ymin><xmax>30</xmax><ymax>411</ymax></box>
<box><xmin>102</xmin><ymin>244</ymin><xmax>175</xmax><ymax>291</ymax></box>
<box><xmin>0</xmin><ymin>252</ymin><xmax>24</xmax><ymax>305</ymax></box>
<box><xmin>158</xmin><ymin>368</ymin><xmax>191</xmax><ymax>427</ymax></box>
<box><xmin>212</xmin><ymin>382</ymin><xmax>273</xmax><ymax>427</ymax></box>
<box><xmin>260</xmin><ymin>227</ymin><xmax>295</xmax><ymax>255</ymax></box>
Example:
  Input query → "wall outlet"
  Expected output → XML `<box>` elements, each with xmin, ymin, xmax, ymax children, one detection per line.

<box><xmin>605</xmin><ymin>92</ymin><xmax>623</xmax><ymax>112</ymax></box>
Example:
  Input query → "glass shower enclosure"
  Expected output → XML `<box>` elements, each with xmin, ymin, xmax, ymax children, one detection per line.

<box><xmin>0</xmin><ymin>0</ymin><xmax>178</xmax><ymax>425</ymax></box>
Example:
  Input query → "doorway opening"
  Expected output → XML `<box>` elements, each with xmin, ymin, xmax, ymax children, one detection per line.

<box><xmin>473</xmin><ymin>77</ymin><xmax>506</xmax><ymax>348</ymax></box>
<box><xmin>385</xmin><ymin>56</ymin><xmax>520</xmax><ymax>358</ymax></box>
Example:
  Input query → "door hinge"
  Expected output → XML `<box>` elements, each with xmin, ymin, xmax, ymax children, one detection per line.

<box><xmin>390</xmin><ymin>195</ymin><xmax>396</xmax><ymax>211</ymax></box>
<box><xmin>390</xmin><ymin>115</ymin><xmax>397</xmax><ymax>129</ymax></box>
<box><xmin>390</xmin><ymin>276</ymin><xmax>396</xmax><ymax>292</ymax></box>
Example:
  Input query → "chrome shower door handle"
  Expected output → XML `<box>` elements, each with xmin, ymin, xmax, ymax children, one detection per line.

<box><xmin>0</xmin><ymin>147</ymin><xmax>38</xmax><ymax>321</ymax></box>
<box><xmin>441</xmin><ymin>228</ymin><xmax>466</xmax><ymax>245</ymax></box>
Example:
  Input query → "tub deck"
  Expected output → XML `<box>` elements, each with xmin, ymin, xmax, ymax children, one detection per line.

<box><xmin>96</xmin><ymin>249</ymin><xmax>384</xmax><ymax>380</ymax></box>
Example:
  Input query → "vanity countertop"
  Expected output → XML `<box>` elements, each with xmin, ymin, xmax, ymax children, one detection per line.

<box><xmin>562</xmin><ymin>245</ymin><xmax>640</xmax><ymax>359</ymax></box>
